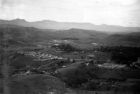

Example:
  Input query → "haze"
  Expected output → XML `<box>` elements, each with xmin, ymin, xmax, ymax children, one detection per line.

<box><xmin>0</xmin><ymin>0</ymin><xmax>140</xmax><ymax>27</ymax></box>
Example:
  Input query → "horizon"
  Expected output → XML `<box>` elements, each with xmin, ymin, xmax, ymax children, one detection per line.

<box><xmin>1</xmin><ymin>18</ymin><xmax>140</xmax><ymax>28</ymax></box>
<box><xmin>0</xmin><ymin>0</ymin><xmax>140</xmax><ymax>27</ymax></box>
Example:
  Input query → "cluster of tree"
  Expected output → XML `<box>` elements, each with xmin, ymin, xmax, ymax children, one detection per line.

<box><xmin>97</xmin><ymin>46</ymin><xmax>140</xmax><ymax>66</ymax></box>
<box><xmin>52</xmin><ymin>43</ymin><xmax>81</xmax><ymax>52</ymax></box>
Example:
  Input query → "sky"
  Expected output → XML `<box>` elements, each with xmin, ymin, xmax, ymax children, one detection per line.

<box><xmin>0</xmin><ymin>0</ymin><xmax>140</xmax><ymax>27</ymax></box>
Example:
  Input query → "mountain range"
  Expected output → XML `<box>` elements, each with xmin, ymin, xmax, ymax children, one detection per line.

<box><xmin>0</xmin><ymin>19</ymin><xmax>140</xmax><ymax>33</ymax></box>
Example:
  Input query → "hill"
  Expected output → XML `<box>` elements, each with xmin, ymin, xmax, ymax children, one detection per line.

<box><xmin>0</xmin><ymin>25</ymin><xmax>108</xmax><ymax>48</ymax></box>
<box><xmin>0</xmin><ymin>24</ymin><xmax>140</xmax><ymax>48</ymax></box>
<box><xmin>104</xmin><ymin>32</ymin><xmax>140</xmax><ymax>46</ymax></box>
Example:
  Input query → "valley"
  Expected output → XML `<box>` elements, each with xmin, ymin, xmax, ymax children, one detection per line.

<box><xmin>0</xmin><ymin>23</ymin><xmax>140</xmax><ymax>94</ymax></box>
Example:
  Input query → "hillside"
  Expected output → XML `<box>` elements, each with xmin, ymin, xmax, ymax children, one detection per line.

<box><xmin>0</xmin><ymin>25</ymin><xmax>108</xmax><ymax>48</ymax></box>
<box><xmin>0</xmin><ymin>24</ymin><xmax>140</xmax><ymax>48</ymax></box>
<box><xmin>104</xmin><ymin>32</ymin><xmax>140</xmax><ymax>46</ymax></box>
<box><xmin>0</xmin><ymin>24</ymin><xmax>56</xmax><ymax>47</ymax></box>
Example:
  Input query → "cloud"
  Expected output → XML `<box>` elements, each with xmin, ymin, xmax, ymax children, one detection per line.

<box><xmin>1</xmin><ymin>0</ymin><xmax>19</xmax><ymax>7</ymax></box>
<box><xmin>0</xmin><ymin>0</ymin><xmax>140</xmax><ymax>27</ymax></box>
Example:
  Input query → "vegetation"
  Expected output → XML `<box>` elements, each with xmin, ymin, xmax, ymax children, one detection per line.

<box><xmin>1</xmin><ymin>24</ymin><xmax>140</xmax><ymax>94</ymax></box>
<box><xmin>98</xmin><ymin>46</ymin><xmax>140</xmax><ymax>66</ymax></box>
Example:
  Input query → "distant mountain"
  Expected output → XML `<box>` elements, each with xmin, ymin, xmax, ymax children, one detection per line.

<box><xmin>0</xmin><ymin>19</ymin><xmax>140</xmax><ymax>33</ymax></box>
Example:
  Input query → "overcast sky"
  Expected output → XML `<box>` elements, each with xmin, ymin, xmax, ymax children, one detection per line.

<box><xmin>0</xmin><ymin>0</ymin><xmax>140</xmax><ymax>27</ymax></box>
